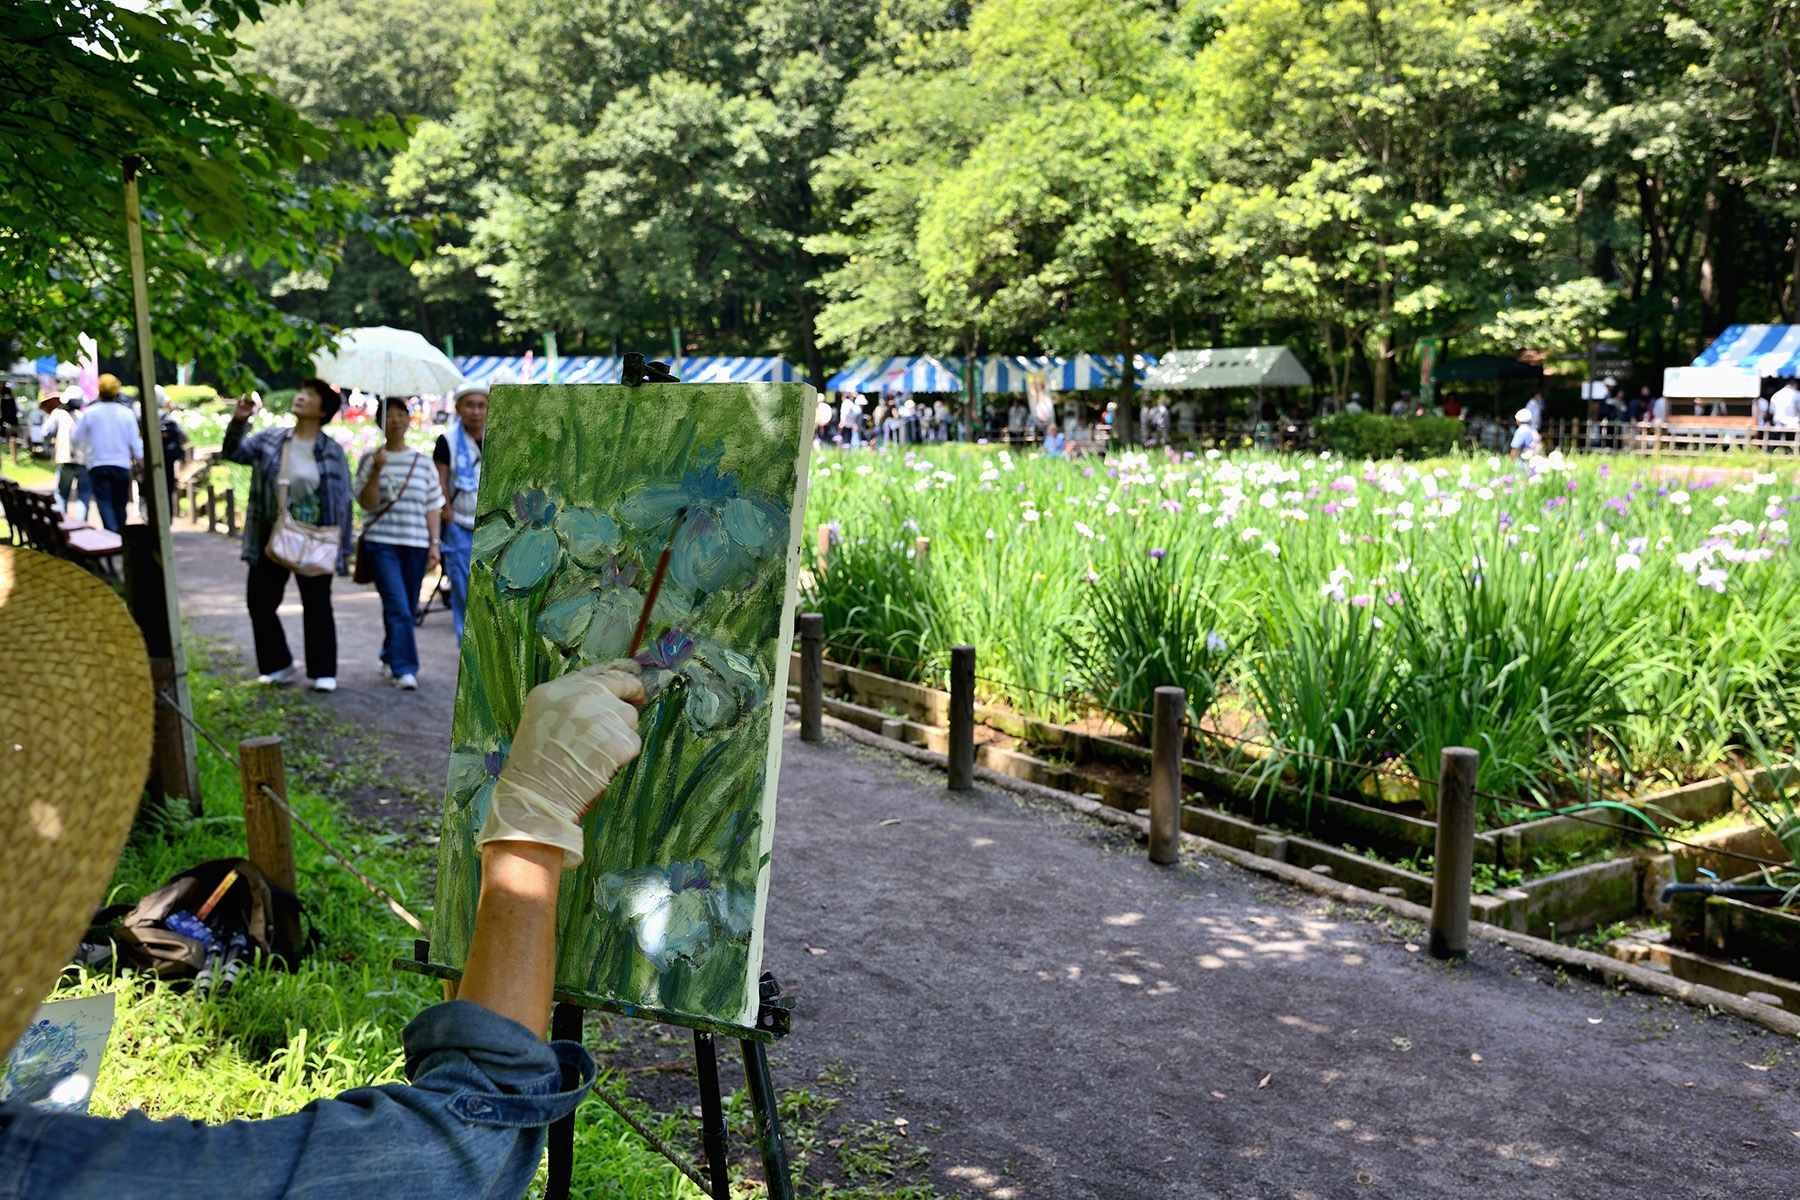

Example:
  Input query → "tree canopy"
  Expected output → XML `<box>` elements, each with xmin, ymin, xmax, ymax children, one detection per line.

<box><xmin>1</xmin><ymin>0</ymin><xmax>422</xmax><ymax>386</ymax></box>
<box><xmin>24</xmin><ymin>0</ymin><xmax>1800</xmax><ymax>402</ymax></box>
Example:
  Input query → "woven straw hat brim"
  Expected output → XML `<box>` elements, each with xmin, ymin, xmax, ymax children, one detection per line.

<box><xmin>0</xmin><ymin>546</ymin><xmax>150</xmax><ymax>1059</ymax></box>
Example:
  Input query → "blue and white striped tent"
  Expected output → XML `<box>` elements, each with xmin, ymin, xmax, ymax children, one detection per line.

<box><xmin>454</xmin><ymin>355</ymin><xmax>799</xmax><ymax>387</ymax></box>
<box><xmin>977</xmin><ymin>353</ymin><xmax>1158</xmax><ymax>393</ymax></box>
<box><xmin>1693</xmin><ymin>325</ymin><xmax>1800</xmax><ymax>377</ymax></box>
<box><xmin>829</xmin><ymin>353</ymin><xmax>1159</xmax><ymax>395</ymax></box>
<box><xmin>827</xmin><ymin>356</ymin><xmax>969</xmax><ymax>394</ymax></box>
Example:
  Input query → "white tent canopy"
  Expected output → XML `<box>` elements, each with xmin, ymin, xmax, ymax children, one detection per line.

<box><xmin>312</xmin><ymin>326</ymin><xmax>464</xmax><ymax>396</ymax></box>
<box><xmin>1140</xmin><ymin>345</ymin><xmax>1312</xmax><ymax>390</ymax></box>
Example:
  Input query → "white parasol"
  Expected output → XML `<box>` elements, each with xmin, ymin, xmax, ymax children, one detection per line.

<box><xmin>310</xmin><ymin>326</ymin><xmax>464</xmax><ymax>396</ymax></box>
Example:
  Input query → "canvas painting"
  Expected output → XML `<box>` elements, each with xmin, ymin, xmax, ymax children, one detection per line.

<box><xmin>0</xmin><ymin>993</ymin><xmax>116</xmax><ymax>1112</ymax></box>
<box><xmin>433</xmin><ymin>382</ymin><xmax>814</xmax><ymax>1030</ymax></box>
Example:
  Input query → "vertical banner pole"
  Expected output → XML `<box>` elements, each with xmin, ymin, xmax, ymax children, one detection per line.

<box><xmin>124</xmin><ymin>160</ymin><xmax>199</xmax><ymax>810</ymax></box>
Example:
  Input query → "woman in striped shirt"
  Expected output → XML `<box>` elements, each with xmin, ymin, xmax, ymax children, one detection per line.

<box><xmin>355</xmin><ymin>396</ymin><xmax>444</xmax><ymax>690</ymax></box>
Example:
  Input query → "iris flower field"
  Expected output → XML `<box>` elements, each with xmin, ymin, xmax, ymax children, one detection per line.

<box><xmin>802</xmin><ymin>443</ymin><xmax>1800</xmax><ymax>829</ymax></box>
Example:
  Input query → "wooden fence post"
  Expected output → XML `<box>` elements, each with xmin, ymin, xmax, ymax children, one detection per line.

<box><xmin>205</xmin><ymin>484</ymin><xmax>217</xmax><ymax>533</ymax></box>
<box><xmin>798</xmin><ymin>613</ymin><xmax>823</xmax><ymax>742</ymax></box>
<box><xmin>947</xmin><ymin>645</ymin><xmax>974</xmax><ymax>791</ymax></box>
<box><xmin>816</xmin><ymin>524</ymin><xmax>832</xmax><ymax>571</ymax></box>
<box><xmin>914</xmin><ymin>536</ymin><xmax>930</xmax><ymax>571</ymax></box>
<box><xmin>1429</xmin><ymin>746</ymin><xmax>1480</xmax><ymax>959</ymax></box>
<box><xmin>224</xmin><ymin>487</ymin><xmax>236</xmax><ymax>536</ymax></box>
<box><xmin>239</xmin><ymin>735</ymin><xmax>297</xmax><ymax>892</ymax></box>
<box><xmin>1149</xmin><ymin>687</ymin><xmax>1184</xmax><ymax>865</ymax></box>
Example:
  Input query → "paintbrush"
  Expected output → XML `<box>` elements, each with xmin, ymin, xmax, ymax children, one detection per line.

<box><xmin>627</xmin><ymin>506</ymin><xmax>688</xmax><ymax>658</ymax></box>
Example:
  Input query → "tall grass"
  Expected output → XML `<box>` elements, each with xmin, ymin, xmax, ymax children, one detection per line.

<box><xmin>1064</xmin><ymin>547</ymin><xmax>1235</xmax><ymax>740</ymax></box>
<box><xmin>802</xmin><ymin>442</ymin><xmax>1800</xmax><ymax>816</ymax></box>
<box><xmin>58</xmin><ymin>640</ymin><xmax>704</xmax><ymax>1198</ymax></box>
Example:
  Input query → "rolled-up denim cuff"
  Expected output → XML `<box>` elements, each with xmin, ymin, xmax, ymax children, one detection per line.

<box><xmin>446</xmin><ymin>1042</ymin><xmax>595</xmax><ymax>1127</ymax></box>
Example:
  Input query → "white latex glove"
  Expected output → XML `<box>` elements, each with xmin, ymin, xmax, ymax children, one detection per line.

<box><xmin>476</xmin><ymin>660</ymin><xmax>647</xmax><ymax>867</ymax></box>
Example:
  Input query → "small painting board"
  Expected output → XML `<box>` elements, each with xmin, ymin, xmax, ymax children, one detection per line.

<box><xmin>0</xmin><ymin>993</ymin><xmax>117</xmax><ymax>1112</ymax></box>
<box><xmin>432</xmin><ymin>382</ymin><xmax>814</xmax><ymax>1033</ymax></box>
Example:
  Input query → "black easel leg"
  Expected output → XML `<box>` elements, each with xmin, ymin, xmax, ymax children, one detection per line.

<box><xmin>693</xmin><ymin>1031</ymin><xmax>732</xmax><ymax>1200</ymax></box>
<box><xmin>740</xmin><ymin>1038</ymin><xmax>793</xmax><ymax>1200</ymax></box>
<box><xmin>546</xmin><ymin>1002</ymin><xmax>583</xmax><ymax>1200</ymax></box>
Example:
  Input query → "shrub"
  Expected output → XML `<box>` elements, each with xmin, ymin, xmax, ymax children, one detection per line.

<box><xmin>262</xmin><ymin>388</ymin><xmax>298</xmax><ymax>415</ymax></box>
<box><xmin>165</xmin><ymin>384</ymin><xmax>218</xmax><ymax>408</ymax></box>
<box><xmin>1313</xmin><ymin>412</ymin><xmax>1464</xmax><ymax>460</ymax></box>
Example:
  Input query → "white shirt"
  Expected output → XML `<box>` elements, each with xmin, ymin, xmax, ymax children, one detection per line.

<box><xmin>70</xmin><ymin>399</ymin><xmax>142</xmax><ymax>469</ymax></box>
<box><xmin>45</xmin><ymin>408</ymin><xmax>78</xmax><ymax>464</ymax></box>
<box><xmin>1526</xmin><ymin>398</ymin><xmax>1543</xmax><ymax>428</ymax></box>
<box><xmin>1753</xmin><ymin>395</ymin><xmax>1770</xmax><ymax>426</ymax></box>
<box><xmin>1771</xmin><ymin>386</ymin><xmax>1800</xmax><ymax>429</ymax></box>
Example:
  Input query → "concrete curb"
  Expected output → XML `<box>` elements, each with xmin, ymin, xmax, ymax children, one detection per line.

<box><xmin>808</xmin><ymin>711</ymin><xmax>1800</xmax><ymax>1039</ymax></box>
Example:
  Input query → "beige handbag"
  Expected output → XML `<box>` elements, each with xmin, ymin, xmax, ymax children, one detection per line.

<box><xmin>264</xmin><ymin>436</ymin><xmax>341</xmax><ymax>577</ymax></box>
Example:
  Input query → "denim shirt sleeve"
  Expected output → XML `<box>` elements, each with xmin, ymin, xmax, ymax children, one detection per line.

<box><xmin>0</xmin><ymin>1001</ymin><xmax>593</xmax><ymax>1200</ymax></box>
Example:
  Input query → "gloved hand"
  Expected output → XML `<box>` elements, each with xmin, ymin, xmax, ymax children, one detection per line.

<box><xmin>476</xmin><ymin>660</ymin><xmax>647</xmax><ymax>867</ymax></box>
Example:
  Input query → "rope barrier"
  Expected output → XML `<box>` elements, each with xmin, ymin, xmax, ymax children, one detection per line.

<box><xmin>811</xmin><ymin>638</ymin><xmax>1798</xmax><ymax>872</ymax></box>
<box><xmin>585</xmin><ymin>1079</ymin><xmax>713</xmax><ymax>1193</ymax></box>
<box><xmin>156</xmin><ymin>690</ymin><xmax>429</xmax><ymax>934</ymax></box>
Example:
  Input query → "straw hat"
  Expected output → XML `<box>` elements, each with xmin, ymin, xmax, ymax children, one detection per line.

<box><xmin>0</xmin><ymin>546</ymin><xmax>151</xmax><ymax>1059</ymax></box>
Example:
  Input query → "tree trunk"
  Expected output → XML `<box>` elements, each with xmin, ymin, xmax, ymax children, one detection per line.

<box><xmin>1373</xmin><ymin>255</ymin><xmax>1393</xmax><ymax>413</ymax></box>
<box><xmin>1115</xmin><ymin>315</ymin><xmax>1137</xmax><ymax>448</ymax></box>
<box><xmin>793</xmin><ymin>279</ymin><xmax>825</xmax><ymax>394</ymax></box>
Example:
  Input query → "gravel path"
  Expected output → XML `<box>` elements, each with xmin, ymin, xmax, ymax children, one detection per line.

<box><xmin>172</xmin><ymin>525</ymin><xmax>1800</xmax><ymax>1199</ymax></box>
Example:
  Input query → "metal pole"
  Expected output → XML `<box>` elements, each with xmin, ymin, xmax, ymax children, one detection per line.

<box><xmin>545</xmin><ymin>1002</ymin><xmax>583</xmax><ymax>1200</ymax></box>
<box><xmin>798</xmin><ymin>613</ymin><xmax>823</xmax><ymax>741</ymax></box>
<box><xmin>740</xmin><ymin>1039</ymin><xmax>794</xmax><ymax>1200</ymax></box>
<box><xmin>123</xmin><ymin>161</ymin><xmax>199</xmax><ymax>807</ymax></box>
<box><xmin>1149</xmin><ymin>686</ymin><xmax>1184</xmax><ymax>865</ymax></box>
<box><xmin>947</xmin><ymin>644</ymin><xmax>974</xmax><ymax>791</ymax></box>
<box><xmin>239</xmin><ymin>736</ymin><xmax>296</xmax><ymax>891</ymax></box>
<box><xmin>1429</xmin><ymin>746</ymin><xmax>1480</xmax><ymax>960</ymax></box>
<box><xmin>693</xmin><ymin>1031</ymin><xmax>731</xmax><ymax>1200</ymax></box>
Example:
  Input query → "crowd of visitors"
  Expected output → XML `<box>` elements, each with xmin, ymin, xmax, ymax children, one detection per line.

<box><xmin>210</xmin><ymin>378</ymin><xmax>487</xmax><ymax>696</ymax></box>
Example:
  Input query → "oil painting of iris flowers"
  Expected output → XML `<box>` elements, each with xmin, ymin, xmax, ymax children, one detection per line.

<box><xmin>433</xmin><ymin>383</ymin><xmax>813</xmax><ymax>1030</ymax></box>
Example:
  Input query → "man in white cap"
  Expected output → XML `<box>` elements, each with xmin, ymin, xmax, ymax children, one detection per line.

<box><xmin>1509</xmin><ymin>407</ymin><xmax>1541</xmax><ymax>461</ymax></box>
<box><xmin>434</xmin><ymin>381</ymin><xmax>488</xmax><ymax>640</ymax></box>
<box><xmin>0</xmin><ymin>544</ymin><xmax>646</xmax><ymax>1198</ymax></box>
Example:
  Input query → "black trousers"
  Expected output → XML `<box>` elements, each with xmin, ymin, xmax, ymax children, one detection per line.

<box><xmin>246</xmin><ymin>550</ymin><xmax>337</xmax><ymax>678</ymax></box>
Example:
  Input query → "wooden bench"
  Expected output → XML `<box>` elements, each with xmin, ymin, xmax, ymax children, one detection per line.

<box><xmin>0</xmin><ymin>478</ymin><xmax>123</xmax><ymax>575</ymax></box>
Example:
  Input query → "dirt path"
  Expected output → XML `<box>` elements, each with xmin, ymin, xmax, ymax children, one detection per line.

<box><xmin>173</xmin><ymin>525</ymin><xmax>1800</xmax><ymax>1199</ymax></box>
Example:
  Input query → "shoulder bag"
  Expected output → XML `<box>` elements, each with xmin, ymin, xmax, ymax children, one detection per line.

<box><xmin>352</xmin><ymin>450</ymin><xmax>420</xmax><ymax>584</ymax></box>
<box><xmin>265</xmin><ymin>436</ymin><xmax>341</xmax><ymax>577</ymax></box>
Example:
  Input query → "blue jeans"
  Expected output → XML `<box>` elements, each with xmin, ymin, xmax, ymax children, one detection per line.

<box><xmin>88</xmin><ymin>466</ymin><xmax>130</xmax><ymax>532</ymax></box>
<box><xmin>54</xmin><ymin>464</ymin><xmax>89</xmax><ymax>519</ymax></box>
<box><xmin>362</xmin><ymin>540</ymin><xmax>427</xmax><ymax>677</ymax></box>
<box><xmin>0</xmin><ymin>1001</ymin><xmax>594</xmax><ymax>1200</ymax></box>
<box><xmin>442</xmin><ymin>521</ymin><xmax>473</xmax><ymax>641</ymax></box>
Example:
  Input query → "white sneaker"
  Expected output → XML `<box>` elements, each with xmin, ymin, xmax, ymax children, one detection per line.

<box><xmin>257</xmin><ymin>665</ymin><xmax>299</xmax><ymax>686</ymax></box>
<box><xmin>394</xmin><ymin>673</ymin><xmax>418</xmax><ymax>691</ymax></box>
<box><xmin>311</xmin><ymin>677</ymin><xmax>337</xmax><ymax>693</ymax></box>
<box><xmin>378</xmin><ymin>662</ymin><xmax>394</xmax><ymax>679</ymax></box>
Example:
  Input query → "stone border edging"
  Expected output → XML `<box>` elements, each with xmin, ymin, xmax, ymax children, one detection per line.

<box><xmin>804</xmin><ymin>710</ymin><xmax>1800</xmax><ymax>1039</ymax></box>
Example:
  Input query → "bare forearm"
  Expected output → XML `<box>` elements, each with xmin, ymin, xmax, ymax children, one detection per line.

<box><xmin>458</xmin><ymin>841</ymin><xmax>564</xmax><ymax>1035</ymax></box>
